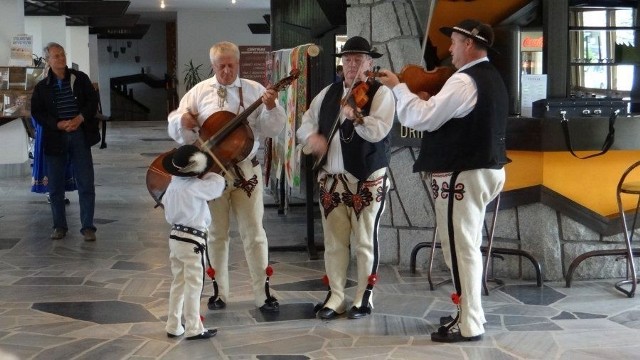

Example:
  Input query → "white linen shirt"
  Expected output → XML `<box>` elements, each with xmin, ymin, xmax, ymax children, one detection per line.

<box><xmin>392</xmin><ymin>57</ymin><xmax>488</xmax><ymax>132</ymax></box>
<box><xmin>296</xmin><ymin>83</ymin><xmax>395</xmax><ymax>176</ymax></box>
<box><xmin>162</xmin><ymin>173</ymin><xmax>226</xmax><ymax>231</ymax></box>
<box><xmin>167</xmin><ymin>75</ymin><xmax>286</xmax><ymax>158</ymax></box>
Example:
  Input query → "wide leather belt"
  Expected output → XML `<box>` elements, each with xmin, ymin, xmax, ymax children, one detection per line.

<box><xmin>171</xmin><ymin>224</ymin><xmax>207</xmax><ymax>240</ymax></box>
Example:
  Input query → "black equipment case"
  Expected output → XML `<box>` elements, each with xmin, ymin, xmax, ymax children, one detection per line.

<box><xmin>531</xmin><ymin>97</ymin><xmax>627</xmax><ymax>159</ymax></box>
<box><xmin>532</xmin><ymin>98</ymin><xmax>627</xmax><ymax>119</ymax></box>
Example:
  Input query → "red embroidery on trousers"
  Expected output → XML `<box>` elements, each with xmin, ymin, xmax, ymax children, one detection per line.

<box><xmin>233</xmin><ymin>174</ymin><xmax>258</xmax><ymax>197</ymax></box>
<box><xmin>340</xmin><ymin>176</ymin><xmax>383</xmax><ymax>220</ymax></box>
<box><xmin>320</xmin><ymin>178</ymin><xmax>341</xmax><ymax>218</ymax></box>
<box><xmin>431</xmin><ymin>179</ymin><xmax>440</xmax><ymax>200</ymax></box>
<box><xmin>440</xmin><ymin>181</ymin><xmax>465</xmax><ymax>201</ymax></box>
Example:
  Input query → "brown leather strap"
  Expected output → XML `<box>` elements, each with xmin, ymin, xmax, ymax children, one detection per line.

<box><xmin>237</xmin><ymin>81</ymin><xmax>244</xmax><ymax>114</ymax></box>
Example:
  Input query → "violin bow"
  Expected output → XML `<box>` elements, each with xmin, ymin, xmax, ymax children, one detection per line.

<box><xmin>420</xmin><ymin>1</ymin><xmax>437</xmax><ymax>68</ymax></box>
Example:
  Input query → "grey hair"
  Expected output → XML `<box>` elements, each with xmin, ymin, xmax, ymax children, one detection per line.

<box><xmin>209</xmin><ymin>41</ymin><xmax>240</xmax><ymax>64</ymax></box>
<box><xmin>43</xmin><ymin>42</ymin><xmax>65</xmax><ymax>60</ymax></box>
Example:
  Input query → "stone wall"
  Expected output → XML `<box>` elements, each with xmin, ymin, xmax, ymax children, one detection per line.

<box><xmin>346</xmin><ymin>0</ymin><xmax>425</xmax><ymax>73</ymax></box>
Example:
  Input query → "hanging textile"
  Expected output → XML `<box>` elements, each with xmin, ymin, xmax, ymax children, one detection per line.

<box><xmin>266</xmin><ymin>44</ymin><xmax>313</xmax><ymax>209</ymax></box>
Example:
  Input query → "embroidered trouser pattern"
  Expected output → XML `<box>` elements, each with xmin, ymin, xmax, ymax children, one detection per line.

<box><xmin>166</xmin><ymin>229</ymin><xmax>207</xmax><ymax>338</ymax></box>
<box><xmin>429</xmin><ymin>168</ymin><xmax>504</xmax><ymax>337</ymax></box>
<box><xmin>319</xmin><ymin>170</ymin><xmax>388</xmax><ymax>313</ymax></box>
<box><xmin>208</xmin><ymin>158</ymin><xmax>270</xmax><ymax>307</ymax></box>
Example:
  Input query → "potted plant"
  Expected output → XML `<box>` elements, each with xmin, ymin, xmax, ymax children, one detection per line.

<box><xmin>183</xmin><ymin>60</ymin><xmax>203</xmax><ymax>91</ymax></box>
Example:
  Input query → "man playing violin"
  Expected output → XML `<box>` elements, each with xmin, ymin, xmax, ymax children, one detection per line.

<box><xmin>378</xmin><ymin>19</ymin><xmax>509</xmax><ymax>343</ymax></box>
<box><xmin>297</xmin><ymin>36</ymin><xmax>395</xmax><ymax>320</ymax></box>
<box><xmin>167</xmin><ymin>41</ymin><xmax>286</xmax><ymax>313</ymax></box>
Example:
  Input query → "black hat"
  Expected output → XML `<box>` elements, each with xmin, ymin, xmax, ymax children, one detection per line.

<box><xmin>334</xmin><ymin>36</ymin><xmax>382</xmax><ymax>58</ymax></box>
<box><xmin>440</xmin><ymin>19</ymin><xmax>495</xmax><ymax>52</ymax></box>
<box><xmin>162</xmin><ymin>145</ymin><xmax>213</xmax><ymax>177</ymax></box>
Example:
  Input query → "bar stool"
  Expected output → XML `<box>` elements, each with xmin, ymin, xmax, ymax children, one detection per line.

<box><xmin>616</xmin><ymin>160</ymin><xmax>640</xmax><ymax>297</ymax></box>
<box><xmin>565</xmin><ymin>160</ymin><xmax>640</xmax><ymax>298</ymax></box>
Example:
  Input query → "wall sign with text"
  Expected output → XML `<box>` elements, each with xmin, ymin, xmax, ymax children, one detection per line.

<box><xmin>239</xmin><ymin>45</ymin><xmax>271</xmax><ymax>87</ymax></box>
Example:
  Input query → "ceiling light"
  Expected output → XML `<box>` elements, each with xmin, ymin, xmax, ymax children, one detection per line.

<box><xmin>232</xmin><ymin>0</ymin><xmax>236</xmax><ymax>4</ymax></box>
<box><xmin>161</xmin><ymin>1</ymin><xmax>165</xmax><ymax>9</ymax></box>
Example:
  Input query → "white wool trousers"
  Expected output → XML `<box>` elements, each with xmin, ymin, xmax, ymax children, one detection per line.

<box><xmin>165</xmin><ymin>231</ymin><xmax>206</xmax><ymax>338</ymax></box>
<box><xmin>208</xmin><ymin>159</ymin><xmax>270</xmax><ymax>307</ymax></box>
<box><xmin>319</xmin><ymin>169</ymin><xmax>387</xmax><ymax>313</ymax></box>
<box><xmin>429</xmin><ymin>168</ymin><xmax>504</xmax><ymax>337</ymax></box>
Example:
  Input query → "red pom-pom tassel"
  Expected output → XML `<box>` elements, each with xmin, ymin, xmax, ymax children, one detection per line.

<box><xmin>321</xmin><ymin>274</ymin><xmax>329</xmax><ymax>286</ymax></box>
<box><xmin>265</xmin><ymin>265</ymin><xmax>274</xmax><ymax>277</ymax></box>
<box><xmin>368</xmin><ymin>273</ymin><xmax>378</xmax><ymax>286</ymax></box>
<box><xmin>200</xmin><ymin>315</ymin><xmax>205</xmax><ymax>322</ymax></box>
<box><xmin>206</xmin><ymin>267</ymin><xmax>215</xmax><ymax>279</ymax></box>
<box><xmin>451</xmin><ymin>293</ymin><xmax>460</xmax><ymax>305</ymax></box>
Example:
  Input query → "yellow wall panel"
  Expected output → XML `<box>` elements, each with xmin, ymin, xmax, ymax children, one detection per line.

<box><xmin>504</xmin><ymin>150</ymin><xmax>640</xmax><ymax>216</ymax></box>
<box><xmin>504</xmin><ymin>151</ymin><xmax>542</xmax><ymax>191</ymax></box>
<box><xmin>542</xmin><ymin>151</ymin><xmax>640</xmax><ymax>216</ymax></box>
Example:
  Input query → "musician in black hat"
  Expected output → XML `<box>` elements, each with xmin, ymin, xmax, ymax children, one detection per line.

<box><xmin>378</xmin><ymin>19</ymin><xmax>509</xmax><ymax>342</ymax></box>
<box><xmin>297</xmin><ymin>36</ymin><xmax>395</xmax><ymax>320</ymax></box>
<box><xmin>162</xmin><ymin>145</ymin><xmax>225</xmax><ymax>340</ymax></box>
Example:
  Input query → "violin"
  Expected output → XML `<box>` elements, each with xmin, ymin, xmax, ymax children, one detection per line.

<box><xmin>340</xmin><ymin>68</ymin><xmax>378</xmax><ymax>125</ymax></box>
<box><xmin>366</xmin><ymin>64</ymin><xmax>455</xmax><ymax>97</ymax></box>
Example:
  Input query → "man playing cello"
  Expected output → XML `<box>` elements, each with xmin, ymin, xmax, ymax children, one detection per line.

<box><xmin>167</xmin><ymin>41</ymin><xmax>286</xmax><ymax>313</ymax></box>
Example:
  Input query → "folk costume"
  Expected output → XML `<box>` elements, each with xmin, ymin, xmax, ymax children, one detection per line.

<box><xmin>392</xmin><ymin>20</ymin><xmax>508</xmax><ymax>341</ymax></box>
<box><xmin>162</xmin><ymin>145</ymin><xmax>225</xmax><ymax>340</ymax></box>
<box><xmin>297</xmin><ymin>36</ymin><xmax>395</xmax><ymax>319</ymax></box>
<box><xmin>167</xmin><ymin>74</ymin><xmax>285</xmax><ymax>311</ymax></box>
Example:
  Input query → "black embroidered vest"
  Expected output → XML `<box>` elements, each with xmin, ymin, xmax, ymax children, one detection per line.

<box><xmin>317</xmin><ymin>81</ymin><xmax>390</xmax><ymax>181</ymax></box>
<box><xmin>413</xmin><ymin>61</ymin><xmax>508</xmax><ymax>173</ymax></box>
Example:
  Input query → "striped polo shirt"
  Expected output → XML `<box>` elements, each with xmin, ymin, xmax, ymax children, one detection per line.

<box><xmin>55</xmin><ymin>78</ymin><xmax>80</xmax><ymax>120</ymax></box>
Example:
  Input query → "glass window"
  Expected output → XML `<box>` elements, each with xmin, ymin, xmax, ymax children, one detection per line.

<box><xmin>569</xmin><ymin>7</ymin><xmax>636</xmax><ymax>97</ymax></box>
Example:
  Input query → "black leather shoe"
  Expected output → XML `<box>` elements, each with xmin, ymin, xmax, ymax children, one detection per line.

<box><xmin>347</xmin><ymin>306</ymin><xmax>370</xmax><ymax>319</ymax></box>
<box><xmin>207</xmin><ymin>297</ymin><xmax>226</xmax><ymax>310</ymax></box>
<box><xmin>431</xmin><ymin>328</ymin><xmax>483</xmax><ymax>343</ymax></box>
<box><xmin>259</xmin><ymin>298</ymin><xmax>280</xmax><ymax>313</ymax></box>
<box><xmin>186</xmin><ymin>329</ymin><xmax>217</xmax><ymax>340</ymax></box>
<box><xmin>317</xmin><ymin>307</ymin><xmax>340</xmax><ymax>320</ymax></box>
<box><xmin>440</xmin><ymin>315</ymin><xmax>455</xmax><ymax>326</ymax></box>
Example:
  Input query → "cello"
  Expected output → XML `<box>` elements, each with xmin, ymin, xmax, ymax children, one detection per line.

<box><xmin>146</xmin><ymin>69</ymin><xmax>300</xmax><ymax>207</ymax></box>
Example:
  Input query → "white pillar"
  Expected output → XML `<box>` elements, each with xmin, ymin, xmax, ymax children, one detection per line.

<box><xmin>24</xmin><ymin>16</ymin><xmax>67</xmax><ymax>60</ymax></box>
<box><xmin>0</xmin><ymin>0</ymin><xmax>25</xmax><ymax>64</ymax></box>
<box><xmin>66</xmin><ymin>26</ymin><xmax>91</xmax><ymax>74</ymax></box>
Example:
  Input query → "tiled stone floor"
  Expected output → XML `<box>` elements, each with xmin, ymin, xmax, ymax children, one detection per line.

<box><xmin>1</xmin><ymin>121</ymin><xmax>639</xmax><ymax>360</ymax></box>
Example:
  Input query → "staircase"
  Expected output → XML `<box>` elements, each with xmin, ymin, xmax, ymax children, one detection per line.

<box><xmin>109</xmin><ymin>73</ymin><xmax>178</xmax><ymax>121</ymax></box>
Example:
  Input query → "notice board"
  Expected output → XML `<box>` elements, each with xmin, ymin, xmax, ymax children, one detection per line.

<box><xmin>239</xmin><ymin>45</ymin><xmax>270</xmax><ymax>87</ymax></box>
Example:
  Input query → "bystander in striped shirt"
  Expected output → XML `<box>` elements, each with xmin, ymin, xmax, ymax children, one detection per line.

<box><xmin>54</xmin><ymin>78</ymin><xmax>79</xmax><ymax>120</ymax></box>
